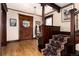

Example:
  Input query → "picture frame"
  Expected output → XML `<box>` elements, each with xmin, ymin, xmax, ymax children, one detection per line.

<box><xmin>10</xmin><ymin>18</ymin><xmax>17</xmax><ymax>26</ymax></box>
<box><xmin>61</xmin><ymin>5</ymin><xmax>74</xmax><ymax>22</ymax></box>
<box><xmin>35</xmin><ymin>21</ymin><xmax>41</xmax><ymax>25</ymax></box>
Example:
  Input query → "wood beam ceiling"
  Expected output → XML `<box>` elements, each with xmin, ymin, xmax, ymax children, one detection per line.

<box><xmin>1</xmin><ymin>3</ymin><xmax>8</xmax><ymax>12</ymax></box>
<box><xmin>41</xmin><ymin>3</ymin><xmax>61</xmax><ymax>13</ymax></box>
<box><xmin>61</xmin><ymin>3</ymin><xmax>74</xmax><ymax>9</ymax></box>
<box><xmin>46</xmin><ymin>3</ymin><xmax>61</xmax><ymax>12</ymax></box>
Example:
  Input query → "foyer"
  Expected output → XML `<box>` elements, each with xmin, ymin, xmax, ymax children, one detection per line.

<box><xmin>0</xmin><ymin>3</ymin><xmax>79</xmax><ymax>56</ymax></box>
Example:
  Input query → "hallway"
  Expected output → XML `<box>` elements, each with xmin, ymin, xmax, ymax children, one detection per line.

<box><xmin>2</xmin><ymin>40</ymin><xmax>42</xmax><ymax>56</ymax></box>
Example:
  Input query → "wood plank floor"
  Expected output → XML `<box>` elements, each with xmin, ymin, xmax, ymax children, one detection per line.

<box><xmin>2</xmin><ymin>40</ymin><xmax>42</xmax><ymax>56</ymax></box>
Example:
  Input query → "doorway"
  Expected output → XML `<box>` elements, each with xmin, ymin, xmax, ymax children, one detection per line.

<box><xmin>19</xmin><ymin>14</ymin><xmax>33</xmax><ymax>40</ymax></box>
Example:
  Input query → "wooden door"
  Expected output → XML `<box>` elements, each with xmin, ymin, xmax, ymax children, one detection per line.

<box><xmin>19</xmin><ymin>14</ymin><xmax>33</xmax><ymax>40</ymax></box>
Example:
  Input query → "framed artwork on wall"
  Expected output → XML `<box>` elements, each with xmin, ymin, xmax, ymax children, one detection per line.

<box><xmin>61</xmin><ymin>4</ymin><xmax>74</xmax><ymax>22</ymax></box>
<box><xmin>35</xmin><ymin>21</ymin><xmax>41</xmax><ymax>25</ymax></box>
<box><xmin>10</xmin><ymin>18</ymin><xmax>17</xmax><ymax>27</ymax></box>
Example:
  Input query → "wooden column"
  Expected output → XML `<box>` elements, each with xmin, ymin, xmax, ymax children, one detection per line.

<box><xmin>70</xmin><ymin>8</ymin><xmax>77</xmax><ymax>54</ymax></box>
<box><xmin>0</xmin><ymin>3</ymin><xmax>7</xmax><ymax>55</ymax></box>
<box><xmin>41</xmin><ymin>3</ymin><xmax>45</xmax><ymax>46</ymax></box>
<box><xmin>1</xmin><ymin>3</ymin><xmax>7</xmax><ymax>46</ymax></box>
<box><xmin>0</xmin><ymin>3</ymin><xmax>2</xmax><ymax>56</ymax></box>
<box><xmin>37</xmin><ymin>4</ymin><xmax>45</xmax><ymax>51</ymax></box>
<box><xmin>41</xmin><ymin>4</ymin><xmax>45</xmax><ymax>25</ymax></box>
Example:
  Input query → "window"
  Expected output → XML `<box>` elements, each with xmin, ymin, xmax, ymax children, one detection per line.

<box><xmin>45</xmin><ymin>15</ymin><xmax>53</xmax><ymax>26</ymax></box>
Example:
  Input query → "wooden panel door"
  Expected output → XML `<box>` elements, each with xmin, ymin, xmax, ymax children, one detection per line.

<box><xmin>19</xmin><ymin>14</ymin><xmax>33</xmax><ymax>40</ymax></box>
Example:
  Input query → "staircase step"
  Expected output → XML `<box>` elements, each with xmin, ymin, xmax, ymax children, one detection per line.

<box><xmin>49</xmin><ymin>39</ymin><xmax>53</xmax><ymax>44</ymax></box>
<box><xmin>42</xmin><ymin>34</ymin><xmax>70</xmax><ymax>56</ymax></box>
<box><xmin>45</xmin><ymin>44</ymin><xmax>49</xmax><ymax>49</ymax></box>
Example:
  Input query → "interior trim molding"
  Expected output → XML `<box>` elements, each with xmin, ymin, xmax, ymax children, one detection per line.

<box><xmin>61</xmin><ymin>3</ymin><xmax>74</xmax><ymax>9</ymax></box>
<box><xmin>8</xmin><ymin>8</ymin><xmax>42</xmax><ymax>17</ymax></box>
<box><xmin>45</xmin><ymin>10</ymin><xmax>55</xmax><ymax>16</ymax></box>
<box><xmin>7</xmin><ymin>38</ymin><xmax>37</xmax><ymax>43</ymax></box>
<box><xmin>32</xmin><ymin>37</ymin><xmax>36</xmax><ymax>39</ymax></box>
<box><xmin>7</xmin><ymin>40</ymin><xmax>20</xmax><ymax>43</ymax></box>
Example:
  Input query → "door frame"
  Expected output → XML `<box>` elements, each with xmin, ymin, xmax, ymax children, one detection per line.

<box><xmin>19</xmin><ymin>14</ymin><xmax>33</xmax><ymax>40</ymax></box>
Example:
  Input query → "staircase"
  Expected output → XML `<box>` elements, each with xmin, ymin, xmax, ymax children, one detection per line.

<box><xmin>41</xmin><ymin>34</ymin><xmax>69</xmax><ymax>56</ymax></box>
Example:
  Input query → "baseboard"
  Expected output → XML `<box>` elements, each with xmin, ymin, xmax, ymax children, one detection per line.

<box><xmin>7</xmin><ymin>40</ymin><xmax>20</xmax><ymax>43</ymax></box>
<box><xmin>7</xmin><ymin>38</ymin><xmax>37</xmax><ymax>43</ymax></box>
<box><xmin>32</xmin><ymin>37</ymin><xmax>36</xmax><ymax>39</ymax></box>
<box><xmin>58</xmin><ymin>31</ymin><xmax>70</xmax><ymax>35</ymax></box>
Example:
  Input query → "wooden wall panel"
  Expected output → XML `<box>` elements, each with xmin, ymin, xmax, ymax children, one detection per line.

<box><xmin>75</xmin><ymin>35</ymin><xmax>79</xmax><ymax>44</ymax></box>
<box><xmin>43</xmin><ymin>26</ymin><xmax>60</xmax><ymax>44</ymax></box>
<box><xmin>69</xmin><ymin>9</ymin><xmax>76</xmax><ymax>54</ymax></box>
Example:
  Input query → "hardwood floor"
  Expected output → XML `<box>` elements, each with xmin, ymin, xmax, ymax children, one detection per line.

<box><xmin>2</xmin><ymin>40</ymin><xmax>42</xmax><ymax>56</ymax></box>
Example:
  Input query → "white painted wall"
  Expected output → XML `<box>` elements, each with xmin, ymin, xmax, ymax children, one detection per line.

<box><xmin>7</xmin><ymin>9</ymin><xmax>42</xmax><ymax>41</ymax></box>
<box><xmin>46</xmin><ymin>10</ymin><xmax>71</xmax><ymax>32</ymax></box>
<box><xmin>7</xmin><ymin>10</ymin><xmax>19</xmax><ymax>41</ymax></box>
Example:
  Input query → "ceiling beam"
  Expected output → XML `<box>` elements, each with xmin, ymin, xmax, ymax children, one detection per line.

<box><xmin>61</xmin><ymin>3</ymin><xmax>74</xmax><ymax>9</ymax></box>
<box><xmin>46</xmin><ymin>3</ymin><xmax>61</xmax><ymax>12</ymax></box>
<box><xmin>41</xmin><ymin>3</ymin><xmax>61</xmax><ymax>13</ymax></box>
<box><xmin>40</xmin><ymin>3</ymin><xmax>46</xmax><ymax>6</ymax></box>
<box><xmin>1</xmin><ymin>3</ymin><xmax>8</xmax><ymax>12</ymax></box>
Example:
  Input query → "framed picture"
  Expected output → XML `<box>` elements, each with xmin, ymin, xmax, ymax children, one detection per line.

<box><xmin>10</xmin><ymin>18</ymin><xmax>17</xmax><ymax>26</ymax></box>
<box><xmin>61</xmin><ymin>5</ymin><xmax>74</xmax><ymax>22</ymax></box>
<box><xmin>35</xmin><ymin>21</ymin><xmax>41</xmax><ymax>25</ymax></box>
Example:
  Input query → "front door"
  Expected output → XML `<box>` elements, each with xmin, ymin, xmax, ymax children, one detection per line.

<box><xmin>19</xmin><ymin>14</ymin><xmax>33</xmax><ymax>40</ymax></box>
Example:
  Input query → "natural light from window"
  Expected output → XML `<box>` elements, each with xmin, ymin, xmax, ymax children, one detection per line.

<box><xmin>46</xmin><ymin>17</ymin><xmax>52</xmax><ymax>26</ymax></box>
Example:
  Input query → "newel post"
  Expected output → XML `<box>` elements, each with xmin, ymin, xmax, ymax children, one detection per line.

<box><xmin>69</xmin><ymin>8</ymin><xmax>77</xmax><ymax>54</ymax></box>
